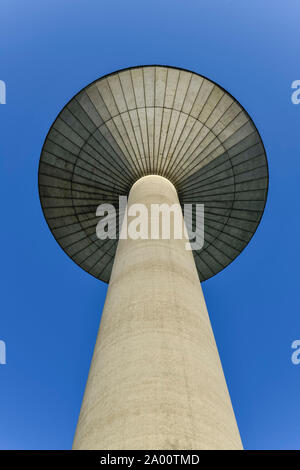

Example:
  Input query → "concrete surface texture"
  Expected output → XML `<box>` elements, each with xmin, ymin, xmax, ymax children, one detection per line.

<box><xmin>72</xmin><ymin>175</ymin><xmax>243</xmax><ymax>450</ymax></box>
<box><xmin>38</xmin><ymin>65</ymin><xmax>268</xmax><ymax>283</ymax></box>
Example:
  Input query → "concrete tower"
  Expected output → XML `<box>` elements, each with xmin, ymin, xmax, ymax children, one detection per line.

<box><xmin>38</xmin><ymin>66</ymin><xmax>268</xmax><ymax>450</ymax></box>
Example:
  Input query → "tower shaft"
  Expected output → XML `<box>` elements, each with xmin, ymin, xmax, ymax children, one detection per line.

<box><xmin>73</xmin><ymin>175</ymin><xmax>243</xmax><ymax>450</ymax></box>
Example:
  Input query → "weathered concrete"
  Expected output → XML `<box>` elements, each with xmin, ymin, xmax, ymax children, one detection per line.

<box><xmin>38</xmin><ymin>65</ymin><xmax>269</xmax><ymax>283</ymax></box>
<box><xmin>72</xmin><ymin>175</ymin><xmax>243</xmax><ymax>450</ymax></box>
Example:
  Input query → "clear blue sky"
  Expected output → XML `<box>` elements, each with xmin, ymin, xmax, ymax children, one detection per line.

<box><xmin>0</xmin><ymin>0</ymin><xmax>299</xmax><ymax>450</ymax></box>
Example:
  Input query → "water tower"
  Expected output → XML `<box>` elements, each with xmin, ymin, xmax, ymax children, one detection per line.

<box><xmin>38</xmin><ymin>66</ymin><xmax>268</xmax><ymax>449</ymax></box>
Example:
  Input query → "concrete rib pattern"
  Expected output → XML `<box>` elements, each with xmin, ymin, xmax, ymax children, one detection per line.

<box><xmin>38</xmin><ymin>65</ymin><xmax>268</xmax><ymax>282</ymax></box>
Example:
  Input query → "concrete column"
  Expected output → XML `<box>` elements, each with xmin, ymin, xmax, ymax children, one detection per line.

<box><xmin>73</xmin><ymin>175</ymin><xmax>243</xmax><ymax>450</ymax></box>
